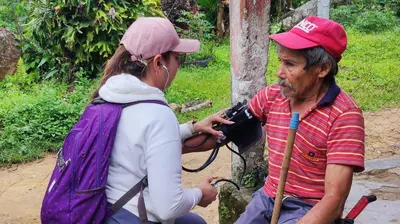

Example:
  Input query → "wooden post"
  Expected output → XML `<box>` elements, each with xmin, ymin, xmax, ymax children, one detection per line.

<box><xmin>216</xmin><ymin>0</ymin><xmax>225</xmax><ymax>39</ymax></box>
<box><xmin>271</xmin><ymin>112</ymin><xmax>300</xmax><ymax>224</ymax></box>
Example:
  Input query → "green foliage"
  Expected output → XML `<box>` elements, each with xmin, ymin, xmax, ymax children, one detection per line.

<box><xmin>242</xmin><ymin>173</ymin><xmax>259</xmax><ymax>188</ymax></box>
<box><xmin>176</xmin><ymin>11</ymin><xmax>215</xmax><ymax>42</ymax></box>
<box><xmin>354</xmin><ymin>10</ymin><xmax>397</xmax><ymax>32</ymax></box>
<box><xmin>331</xmin><ymin>0</ymin><xmax>399</xmax><ymax>33</ymax></box>
<box><xmin>0</xmin><ymin>58</ymin><xmax>41</xmax><ymax>91</ymax></box>
<box><xmin>330</xmin><ymin>4</ymin><xmax>358</xmax><ymax>27</ymax></box>
<box><xmin>21</xmin><ymin>0</ymin><xmax>163</xmax><ymax>82</ymax></box>
<box><xmin>270</xmin><ymin>0</ymin><xmax>308</xmax><ymax>21</ymax></box>
<box><xmin>176</xmin><ymin>11</ymin><xmax>216</xmax><ymax>63</ymax></box>
<box><xmin>0</xmin><ymin>60</ymin><xmax>96</xmax><ymax>165</ymax></box>
<box><xmin>0</xmin><ymin>0</ymin><xmax>28</xmax><ymax>35</ymax></box>
<box><xmin>197</xmin><ymin>0</ymin><xmax>219</xmax><ymax>24</ymax></box>
<box><xmin>219</xmin><ymin>202</ymin><xmax>232</xmax><ymax>220</ymax></box>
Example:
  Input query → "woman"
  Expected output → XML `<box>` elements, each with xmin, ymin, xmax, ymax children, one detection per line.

<box><xmin>92</xmin><ymin>17</ymin><xmax>232</xmax><ymax>224</ymax></box>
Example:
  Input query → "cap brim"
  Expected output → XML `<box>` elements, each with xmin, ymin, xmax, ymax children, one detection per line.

<box><xmin>269</xmin><ymin>32</ymin><xmax>319</xmax><ymax>49</ymax></box>
<box><xmin>172</xmin><ymin>39</ymin><xmax>200</xmax><ymax>53</ymax></box>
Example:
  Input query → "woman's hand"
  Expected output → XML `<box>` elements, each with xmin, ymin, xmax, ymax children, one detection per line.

<box><xmin>197</xmin><ymin>176</ymin><xmax>218</xmax><ymax>207</ymax></box>
<box><xmin>193</xmin><ymin>109</ymin><xmax>234</xmax><ymax>137</ymax></box>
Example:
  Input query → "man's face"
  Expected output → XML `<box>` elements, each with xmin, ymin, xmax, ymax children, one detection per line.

<box><xmin>276</xmin><ymin>47</ymin><xmax>320</xmax><ymax>100</ymax></box>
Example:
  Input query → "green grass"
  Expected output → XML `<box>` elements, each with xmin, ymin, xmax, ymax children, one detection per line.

<box><xmin>1</xmin><ymin>28</ymin><xmax>400</xmax><ymax>165</ymax></box>
<box><xmin>166</xmin><ymin>42</ymin><xmax>232</xmax><ymax>123</ymax></box>
<box><xmin>336</xmin><ymin>27</ymin><xmax>400</xmax><ymax>111</ymax></box>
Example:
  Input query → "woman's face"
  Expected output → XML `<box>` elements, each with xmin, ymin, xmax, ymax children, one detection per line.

<box><xmin>161</xmin><ymin>52</ymin><xmax>181</xmax><ymax>89</ymax></box>
<box><xmin>146</xmin><ymin>52</ymin><xmax>183</xmax><ymax>91</ymax></box>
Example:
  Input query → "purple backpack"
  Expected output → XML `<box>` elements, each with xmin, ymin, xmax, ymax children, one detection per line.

<box><xmin>41</xmin><ymin>99</ymin><xmax>167</xmax><ymax>224</ymax></box>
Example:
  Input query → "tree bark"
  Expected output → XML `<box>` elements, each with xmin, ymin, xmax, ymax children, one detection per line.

<box><xmin>229</xmin><ymin>0</ymin><xmax>270</xmax><ymax>185</ymax></box>
<box><xmin>216</xmin><ymin>0</ymin><xmax>225</xmax><ymax>39</ymax></box>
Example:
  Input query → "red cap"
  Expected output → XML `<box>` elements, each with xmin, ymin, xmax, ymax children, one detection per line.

<box><xmin>269</xmin><ymin>16</ymin><xmax>347</xmax><ymax>61</ymax></box>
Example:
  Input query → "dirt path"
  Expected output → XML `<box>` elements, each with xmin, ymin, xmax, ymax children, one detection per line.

<box><xmin>0</xmin><ymin>108</ymin><xmax>399</xmax><ymax>224</ymax></box>
<box><xmin>0</xmin><ymin>148</ymin><xmax>231</xmax><ymax>224</ymax></box>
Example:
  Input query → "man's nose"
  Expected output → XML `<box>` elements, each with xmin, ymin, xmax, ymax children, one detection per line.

<box><xmin>277</xmin><ymin>63</ymin><xmax>287</xmax><ymax>79</ymax></box>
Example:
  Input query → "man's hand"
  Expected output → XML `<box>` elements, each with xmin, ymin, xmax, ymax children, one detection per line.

<box><xmin>297</xmin><ymin>164</ymin><xmax>353</xmax><ymax>224</ymax></box>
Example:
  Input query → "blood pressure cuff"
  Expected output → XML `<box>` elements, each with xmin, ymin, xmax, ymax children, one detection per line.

<box><xmin>219</xmin><ymin>103</ymin><xmax>263</xmax><ymax>154</ymax></box>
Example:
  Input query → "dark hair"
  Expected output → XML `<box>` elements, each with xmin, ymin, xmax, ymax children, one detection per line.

<box><xmin>92</xmin><ymin>45</ymin><xmax>170</xmax><ymax>99</ymax></box>
<box><xmin>277</xmin><ymin>44</ymin><xmax>338</xmax><ymax>84</ymax></box>
<box><xmin>299</xmin><ymin>46</ymin><xmax>338</xmax><ymax>84</ymax></box>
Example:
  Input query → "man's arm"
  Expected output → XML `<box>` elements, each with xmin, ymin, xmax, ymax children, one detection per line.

<box><xmin>182</xmin><ymin>134</ymin><xmax>218</xmax><ymax>154</ymax></box>
<box><xmin>298</xmin><ymin>164</ymin><xmax>353</xmax><ymax>224</ymax></box>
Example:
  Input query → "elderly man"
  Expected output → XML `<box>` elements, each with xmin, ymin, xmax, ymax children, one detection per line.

<box><xmin>235</xmin><ymin>16</ymin><xmax>365</xmax><ymax>224</ymax></box>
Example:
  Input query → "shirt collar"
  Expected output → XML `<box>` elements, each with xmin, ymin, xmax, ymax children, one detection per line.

<box><xmin>317</xmin><ymin>81</ymin><xmax>341</xmax><ymax>107</ymax></box>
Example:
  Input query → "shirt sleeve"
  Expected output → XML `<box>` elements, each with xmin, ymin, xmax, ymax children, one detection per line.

<box><xmin>248</xmin><ymin>86</ymin><xmax>270</xmax><ymax>123</ymax></box>
<box><xmin>145</xmin><ymin>108</ymin><xmax>202</xmax><ymax>221</ymax></box>
<box><xmin>179</xmin><ymin>123</ymin><xmax>194</xmax><ymax>141</ymax></box>
<box><xmin>327</xmin><ymin>108</ymin><xmax>365</xmax><ymax>172</ymax></box>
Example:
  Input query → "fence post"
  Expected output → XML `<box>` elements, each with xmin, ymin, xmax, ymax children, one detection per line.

<box><xmin>317</xmin><ymin>0</ymin><xmax>330</xmax><ymax>18</ymax></box>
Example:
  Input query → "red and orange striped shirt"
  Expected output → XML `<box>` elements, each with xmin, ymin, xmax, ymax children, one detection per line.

<box><xmin>248</xmin><ymin>83</ymin><xmax>365</xmax><ymax>203</ymax></box>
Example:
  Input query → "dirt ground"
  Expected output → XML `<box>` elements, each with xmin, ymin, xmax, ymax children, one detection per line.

<box><xmin>0</xmin><ymin>108</ymin><xmax>399</xmax><ymax>224</ymax></box>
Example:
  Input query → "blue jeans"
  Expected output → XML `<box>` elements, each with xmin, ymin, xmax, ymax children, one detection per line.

<box><xmin>107</xmin><ymin>206</ymin><xmax>206</xmax><ymax>224</ymax></box>
<box><xmin>235</xmin><ymin>187</ymin><xmax>315</xmax><ymax>224</ymax></box>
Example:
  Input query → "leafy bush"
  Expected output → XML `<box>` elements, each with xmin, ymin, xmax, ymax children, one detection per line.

<box><xmin>354</xmin><ymin>10</ymin><xmax>397</xmax><ymax>32</ymax></box>
<box><xmin>176</xmin><ymin>11</ymin><xmax>216</xmax><ymax>64</ymax></box>
<box><xmin>197</xmin><ymin>0</ymin><xmax>219</xmax><ymax>24</ymax></box>
<box><xmin>331</xmin><ymin>2</ymin><xmax>399</xmax><ymax>33</ymax></box>
<box><xmin>21</xmin><ymin>0</ymin><xmax>162</xmax><ymax>82</ymax></box>
<box><xmin>330</xmin><ymin>5</ymin><xmax>358</xmax><ymax>27</ymax></box>
<box><xmin>0</xmin><ymin>0</ymin><xmax>28</xmax><ymax>35</ymax></box>
<box><xmin>0</xmin><ymin>60</ymin><xmax>96</xmax><ymax>164</ymax></box>
<box><xmin>176</xmin><ymin>11</ymin><xmax>215</xmax><ymax>42</ymax></box>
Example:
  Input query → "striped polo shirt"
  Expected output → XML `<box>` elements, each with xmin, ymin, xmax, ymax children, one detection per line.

<box><xmin>248</xmin><ymin>83</ymin><xmax>365</xmax><ymax>203</ymax></box>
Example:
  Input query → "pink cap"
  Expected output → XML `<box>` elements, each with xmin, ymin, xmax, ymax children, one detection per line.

<box><xmin>120</xmin><ymin>17</ymin><xmax>200</xmax><ymax>62</ymax></box>
<box><xmin>269</xmin><ymin>16</ymin><xmax>347</xmax><ymax>61</ymax></box>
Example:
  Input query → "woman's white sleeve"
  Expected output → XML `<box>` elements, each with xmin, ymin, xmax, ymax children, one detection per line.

<box><xmin>145</xmin><ymin>112</ymin><xmax>202</xmax><ymax>221</ymax></box>
<box><xmin>179</xmin><ymin>123</ymin><xmax>194</xmax><ymax>141</ymax></box>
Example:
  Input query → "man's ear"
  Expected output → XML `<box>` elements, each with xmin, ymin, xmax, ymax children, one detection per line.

<box><xmin>318</xmin><ymin>62</ymin><xmax>332</xmax><ymax>79</ymax></box>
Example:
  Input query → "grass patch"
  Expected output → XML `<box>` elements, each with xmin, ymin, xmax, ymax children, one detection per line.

<box><xmin>166</xmin><ymin>42</ymin><xmax>232</xmax><ymax>122</ymax></box>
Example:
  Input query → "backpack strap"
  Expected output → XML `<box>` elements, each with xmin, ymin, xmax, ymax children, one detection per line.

<box><xmin>111</xmin><ymin>176</ymin><xmax>148</xmax><ymax>213</ymax></box>
<box><xmin>122</xmin><ymin>100</ymin><xmax>169</xmax><ymax>108</ymax></box>
<box><xmin>91</xmin><ymin>97</ymin><xmax>169</xmax><ymax>108</ymax></box>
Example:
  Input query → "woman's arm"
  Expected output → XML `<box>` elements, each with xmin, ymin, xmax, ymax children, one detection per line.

<box><xmin>145</xmin><ymin>110</ymin><xmax>203</xmax><ymax>220</ymax></box>
<box><xmin>180</xmin><ymin>109</ymin><xmax>233</xmax><ymax>154</ymax></box>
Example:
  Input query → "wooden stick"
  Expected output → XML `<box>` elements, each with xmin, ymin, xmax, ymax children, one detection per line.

<box><xmin>271</xmin><ymin>112</ymin><xmax>300</xmax><ymax>224</ymax></box>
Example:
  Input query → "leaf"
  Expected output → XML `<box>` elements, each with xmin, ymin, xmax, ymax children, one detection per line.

<box><xmin>37</xmin><ymin>57</ymin><xmax>48</xmax><ymax>68</ymax></box>
<box><xmin>44</xmin><ymin>70</ymin><xmax>58</xmax><ymax>79</ymax></box>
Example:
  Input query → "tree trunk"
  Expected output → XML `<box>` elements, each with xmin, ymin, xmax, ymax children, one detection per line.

<box><xmin>216</xmin><ymin>0</ymin><xmax>225</xmax><ymax>39</ymax></box>
<box><xmin>218</xmin><ymin>1</ymin><xmax>271</xmax><ymax>222</ymax></box>
<box><xmin>229</xmin><ymin>0</ymin><xmax>270</xmax><ymax>187</ymax></box>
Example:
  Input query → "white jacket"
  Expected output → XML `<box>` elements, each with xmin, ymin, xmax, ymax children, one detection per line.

<box><xmin>101</xmin><ymin>74</ymin><xmax>202</xmax><ymax>223</ymax></box>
